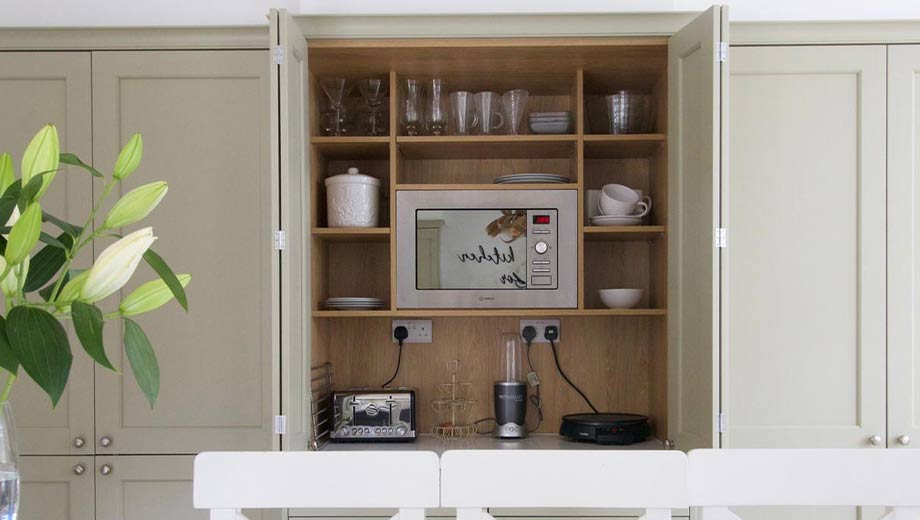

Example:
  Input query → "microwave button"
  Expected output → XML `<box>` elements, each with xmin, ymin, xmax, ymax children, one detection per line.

<box><xmin>534</xmin><ymin>241</ymin><xmax>549</xmax><ymax>254</ymax></box>
<box><xmin>396</xmin><ymin>426</ymin><xmax>408</xmax><ymax>436</ymax></box>
<box><xmin>533</xmin><ymin>229</ymin><xmax>550</xmax><ymax>235</ymax></box>
<box><xmin>532</xmin><ymin>260</ymin><xmax>550</xmax><ymax>265</ymax></box>
<box><xmin>533</xmin><ymin>268</ymin><xmax>551</xmax><ymax>273</ymax></box>
<box><xmin>338</xmin><ymin>426</ymin><xmax>349</xmax><ymax>437</ymax></box>
<box><xmin>531</xmin><ymin>276</ymin><xmax>552</xmax><ymax>286</ymax></box>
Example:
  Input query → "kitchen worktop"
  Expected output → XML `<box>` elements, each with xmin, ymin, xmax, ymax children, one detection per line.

<box><xmin>320</xmin><ymin>434</ymin><xmax>666</xmax><ymax>454</ymax></box>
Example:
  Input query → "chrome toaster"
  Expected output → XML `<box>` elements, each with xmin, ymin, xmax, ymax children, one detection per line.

<box><xmin>331</xmin><ymin>389</ymin><xmax>417</xmax><ymax>442</ymax></box>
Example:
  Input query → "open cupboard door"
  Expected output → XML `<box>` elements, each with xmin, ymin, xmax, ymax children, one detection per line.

<box><xmin>270</xmin><ymin>9</ymin><xmax>311</xmax><ymax>451</ymax></box>
<box><xmin>667</xmin><ymin>5</ymin><xmax>727</xmax><ymax>451</ymax></box>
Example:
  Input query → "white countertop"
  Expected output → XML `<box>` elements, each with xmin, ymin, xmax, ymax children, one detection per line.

<box><xmin>320</xmin><ymin>434</ymin><xmax>666</xmax><ymax>453</ymax></box>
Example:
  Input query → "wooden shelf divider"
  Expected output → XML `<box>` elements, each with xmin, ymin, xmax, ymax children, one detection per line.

<box><xmin>583</xmin><ymin>225</ymin><xmax>666</xmax><ymax>241</ymax></box>
<box><xmin>312</xmin><ymin>308</ymin><xmax>667</xmax><ymax>318</ymax></box>
<box><xmin>397</xmin><ymin>134</ymin><xmax>577</xmax><ymax>159</ymax></box>
<box><xmin>583</xmin><ymin>133</ymin><xmax>666</xmax><ymax>159</ymax></box>
<box><xmin>312</xmin><ymin>227</ymin><xmax>391</xmax><ymax>242</ymax></box>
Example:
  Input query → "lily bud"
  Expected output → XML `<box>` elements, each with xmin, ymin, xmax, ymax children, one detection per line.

<box><xmin>103</xmin><ymin>182</ymin><xmax>168</xmax><ymax>229</ymax></box>
<box><xmin>5</xmin><ymin>203</ymin><xmax>42</xmax><ymax>266</ymax></box>
<box><xmin>0</xmin><ymin>256</ymin><xmax>29</xmax><ymax>298</ymax></box>
<box><xmin>81</xmin><ymin>227</ymin><xmax>156</xmax><ymax>303</ymax></box>
<box><xmin>56</xmin><ymin>270</ymin><xmax>89</xmax><ymax>306</ymax></box>
<box><xmin>119</xmin><ymin>274</ymin><xmax>191</xmax><ymax>317</ymax></box>
<box><xmin>0</xmin><ymin>153</ymin><xmax>14</xmax><ymax>194</ymax></box>
<box><xmin>113</xmin><ymin>133</ymin><xmax>143</xmax><ymax>180</ymax></box>
<box><xmin>21</xmin><ymin>124</ymin><xmax>59</xmax><ymax>197</ymax></box>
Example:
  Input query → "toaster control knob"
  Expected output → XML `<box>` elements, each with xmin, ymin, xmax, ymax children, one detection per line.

<box><xmin>534</xmin><ymin>241</ymin><xmax>548</xmax><ymax>255</ymax></box>
<box><xmin>396</xmin><ymin>426</ymin><xmax>408</xmax><ymax>436</ymax></box>
<box><xmin>339</xmin><ymin>426</ymin><xmax>349</xmax><ymax>437</ymax></box>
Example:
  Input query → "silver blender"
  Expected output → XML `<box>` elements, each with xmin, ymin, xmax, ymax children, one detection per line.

<box><xmin>494</xmin><ymin>332</ymin><xmax>527</xmax><ymax>438</ymax></box>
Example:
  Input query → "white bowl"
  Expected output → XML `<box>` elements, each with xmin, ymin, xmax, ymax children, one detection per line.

<box><xmin>598</xmin><ymin>288</ymin><xmax>644</xmax><ymax>309</ymax></box>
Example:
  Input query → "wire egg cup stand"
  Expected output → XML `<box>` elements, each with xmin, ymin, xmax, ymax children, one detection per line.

<box><xmin>431</xmin><ymin>360</ymin><xmax>477</xmax><ymax>439</ymax></box>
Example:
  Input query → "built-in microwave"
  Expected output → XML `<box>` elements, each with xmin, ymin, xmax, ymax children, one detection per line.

<box><xmin>396</xmin><ymin>189</ymin><xmax>578</xmax><ymax>308</ymax></box>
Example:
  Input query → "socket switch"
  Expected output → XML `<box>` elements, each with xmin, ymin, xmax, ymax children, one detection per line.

<box><xmin>391</xmin><ymin>319</ymin><xmax>433</xmax><ymax>343</ymax></box>
<box><xmin>519</xmin><ymin>319</ymin><xmax>561</xmax><ymax>344</ymax></box>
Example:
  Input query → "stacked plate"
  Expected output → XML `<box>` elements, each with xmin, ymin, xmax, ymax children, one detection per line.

<box><xmin>590</xmin><ymin>215</ymin><xmax>643</xmax><ymax>226</ymax></box>
<box><xmin>529</xmin><ymin>111</ymin><xmax>573</xmax><ymax>134</ymax></box>
<box><xmin>494</xmin><ymin>173</ymin><xmax>570</xmax><ymax>184</ymax></box>
<box><xmin>322</xmin><ymin>297</ymin><xmax>386</xmax><ymax>310</ymax></box>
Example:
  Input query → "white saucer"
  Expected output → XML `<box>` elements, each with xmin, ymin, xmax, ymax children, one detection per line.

<box><xmin>590</xmin><ymin>215</ymin><xmax>644</xmax><ymax>226</ymax></box>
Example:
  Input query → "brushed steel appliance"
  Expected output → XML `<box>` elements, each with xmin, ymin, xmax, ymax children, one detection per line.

<box><xmin>396</xmin><ymin>189</ymin><xmax>578</xmax><ymax>308</ymax></box>
<box><xmin>330</xmin><ymin>389</ymin><xmax>416</xmax><ymax>442</ymax></box>
<box><xmin>495</xmin><ymin>333</ymin><xmax>527</xmax><ymax>438</ymax></box>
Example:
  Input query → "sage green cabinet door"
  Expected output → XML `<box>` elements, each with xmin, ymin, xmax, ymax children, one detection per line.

<box><xmin>724</xmin><ymin>45</ymin><xmax>887</xmax><ymax>450</ymax></box>
<box><xmin>888</xmin><ymin>44</ymin><xmax>920</xmax><ymax>450</ymax></box>
<box><xmin>90</xmin><ymin>51</ymin><xmax>273</xmax><ymax>454</ymax></box>
<box><xmin>0</xmin><ymin>52</ymin><xmax>95</xmax><ymax>455</ymax></box>
<box><xmin>94</xmin><ymin>455</ymin><xmax>267</xmax><ymax>520</ymax></box>
<box><xmin>20</xmin><ymin>456</ymin><xmax>95</xmax><ymax>520</ymax></box>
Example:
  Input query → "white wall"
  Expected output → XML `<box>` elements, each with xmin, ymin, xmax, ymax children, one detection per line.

<box><xmin>1</xmin><ymin>0</ymin><xmax>919</xmax><ymax>27</ymax></box>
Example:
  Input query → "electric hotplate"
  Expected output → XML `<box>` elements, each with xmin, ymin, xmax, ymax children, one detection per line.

<box><xmin>559</xmin><ymin>413</ymin><xmax>651</xmax><ymax>445</ymax></box>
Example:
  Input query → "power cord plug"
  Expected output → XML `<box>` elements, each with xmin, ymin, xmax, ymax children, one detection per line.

<box><xmin>382</xmin><ymin>326</ymin><xmax>409</xmax><ymax>388</ymax></box>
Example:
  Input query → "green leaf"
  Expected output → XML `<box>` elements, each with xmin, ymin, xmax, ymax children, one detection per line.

<box><xmin>38</xmin><ymin>232</ymin><xmax>68</xmax><ymax>249</ymax></box>
<box><xmin>42</xmin><ymin>211</ymin><xmax>83</xmax><ymax>237</ymax></box>
<box><xmin>24</xmin><ymin>235</ymin><xmax>71</xmax><ymax>292</ymax></box>
<box><xmin>0</xmin><ymin>183</ymin><xmax>22</xmax><ymax>228</ymax></box>
<box><xmin>0</xmin><ymin>317</ymin><xmax>18</xmax><ymax>375</ymax></box>
<box><xmin>19</xmin><ymin>172</ymin><xmax>48</xmax><ymax>207</ymax></box>
<box><xmin>142</xmin><ymin>249</ymin><xmax>187</xmax><ymax>311</ymax></box>
<box><xmin>6</xmin><ymin>306</ymin><xmax>72</xmax><ymax>406</ymax></box>
<box><xmin>0</xmin><ymin>154</ymin><xmax>14</xmax><ymax>194</ymax></box>
<box><xmin>123</xmin><ymin>318</ymin><xmax>158</xmax><ymax>407</ymax></box>
<box><xmin>59</xmin><ymin>153</ymin><xmax>103</xmax><ymax>178</ymax></box>
<box><xmin>71</xmin><ymin>301</ymin><xmax>115</xmax><ymax>371</ymax></box>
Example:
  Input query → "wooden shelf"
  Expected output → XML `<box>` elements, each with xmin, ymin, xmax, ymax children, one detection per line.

<box><xmin>310</xmin><ymin>136</ymin><xmax>390</xmax><ymax>159</ymax></box>
<box><xmin>583</xmin><ymin>134</ymin><xmax>666</xmax><ymax>159</ymax></box>
<box><xmin>311</xmin><ymin>227</ymin><xmax>391</xmax><ymax>242</ymax></box>
<box><xmin>396</xmin><ymin>183</ymin><xmax>578</xmax><ymax>191</ymax></box>
<box><xmin>397</xmin><ymin>135</ymin><xmax>577</xmax><ymax>159</ymax></box>
<box><xmin>583</xmin><ymin>225</ymin><xmax>666</xmax><ymax>241</ymax></box>
<box><xmin>312</xmin><ymin>308</ymin><xmax>666</xmax><ymax>318</ymax></box>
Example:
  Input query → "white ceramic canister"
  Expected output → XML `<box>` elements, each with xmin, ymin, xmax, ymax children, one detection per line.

<box><xmin>324</xmin><ymin>167</ymin><xmax>380</xmax><ymax>227</ymax></box>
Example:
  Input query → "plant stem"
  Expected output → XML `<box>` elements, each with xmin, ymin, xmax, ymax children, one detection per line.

<box><xmin>0</xmin><ymin>374</ymin><xmax>16</xmax><ymax>404</ymax></box>
<box><xmin>48</xmin><ymin>178</ymin><xmax>118</xmax><ymax>302</ymax></box>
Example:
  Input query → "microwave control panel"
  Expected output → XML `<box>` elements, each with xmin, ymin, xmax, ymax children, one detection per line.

<box><xmin>527</xmin><ymin>209</ymin><xmax>558</xmax><ymax>289</ymax></box>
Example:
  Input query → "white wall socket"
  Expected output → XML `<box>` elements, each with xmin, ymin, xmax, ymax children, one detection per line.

<box><xmin>391</xmin><ymin>319</ymin><xmax>433</xmax><ymax>343</ymax></box>
<box><xmin>519</xmin><ymin>319</ymin><xmax>561</xmax><ymax>344</ymax></box>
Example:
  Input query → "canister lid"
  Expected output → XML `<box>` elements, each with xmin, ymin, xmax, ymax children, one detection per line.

<box><xmin>325</xmin><ymin>167</ymin><xmax>380</xmax><ymax>187</ymax></box>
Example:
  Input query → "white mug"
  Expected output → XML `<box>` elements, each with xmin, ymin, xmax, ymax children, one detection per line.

<box><xmin>599</xmin><ymin>184</ymin><xmax>651</xmax><ymax>217</ymax></box>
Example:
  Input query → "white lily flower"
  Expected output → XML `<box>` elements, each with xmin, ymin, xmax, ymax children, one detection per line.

<box><xmin>81</xmin><ymin>227</ymin><xmax>157</xmax><ymax>303</ymax></box>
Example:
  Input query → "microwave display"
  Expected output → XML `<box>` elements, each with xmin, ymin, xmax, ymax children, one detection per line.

<box><xmin>416</xmin><ymin>209</ymin><xmax>557</xmax><ymax>290</ymax></box>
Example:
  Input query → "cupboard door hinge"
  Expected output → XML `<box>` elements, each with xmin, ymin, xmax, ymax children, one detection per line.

<box><xmin>271</xmin><ymin>45</ymin><xmax>284</xmax><ymax>65</ymax></box>
<box><xmin>715</xmin><ymin>227</ymin><xmax>727</xmax><ymax>248</ymax></box>
<box><xmin>717</xmin><ymin>412</ymin><xmax>727</xmax><ymax>433</ymax></box>
<box><xmin>274</xmin><ymin>230</ymin><xmax>287</xmax><ymax>251</ymax></box>
<box><xmin>717</xmin><ymin>41</ymin><xmax>728</xmax><ymax>63</ymax></box>
<box><xmin>273</xmin><ymin>415</ymin><xmax>288</xmax><ymax>435</ymax></box>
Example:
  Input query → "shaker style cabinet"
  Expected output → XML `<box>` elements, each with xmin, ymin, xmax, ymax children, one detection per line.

<box><xmin>0</xmin><ymin>52</ymin><xmax>96</xmax><ymax>456</ymax></box>
<box><xmin>723</xmin><ymin>45</ymin><xmax>888</xmax><ymax>449</ymax></box>
<box><xmin>887</xmin><ymin>44</ymin><xmax>920</xmax><ymax>452</ymax></box>
<box><xmin>1</xmin><ymin>47</ymin><xmax>275</xmax><ymax>520</ymax></box>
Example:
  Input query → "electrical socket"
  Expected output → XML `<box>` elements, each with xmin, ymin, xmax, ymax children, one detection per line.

<box><xmin>391</xmin><ymin>320</ymin><xmax>432</xmax><ymax>343</ymax></box>
<box><xmin>520</xmin><ymin>319</ymin><xmax>560</xmax><ymax>344</ymax></box>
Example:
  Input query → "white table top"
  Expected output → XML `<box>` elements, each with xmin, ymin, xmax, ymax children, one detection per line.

<box><xmin>320</xmin><ymin>434</ymin><xmax>666</xmax><ymax>454</ymax></box>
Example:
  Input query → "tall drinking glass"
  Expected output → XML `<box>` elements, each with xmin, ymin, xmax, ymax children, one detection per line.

<box><xmin>400</xmin><ymin>79</ymin><xmax>423</xmax><ymax>136</ymax></box>
<box><xmin>425</xmin><ymin>79</ymin><xmax>449</xmax><ymax>136</ymax></box>
<box><xmin>502</xmin><ymin>89</ymin><xmax>529</xmax><ymax>135</ymax></box>
<box><xmin>449</xmin><ymin>91</ymin><xmax>478</xmax><ymax>135</ymax></box>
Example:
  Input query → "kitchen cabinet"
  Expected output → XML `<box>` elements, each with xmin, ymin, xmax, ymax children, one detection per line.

<box><xmin>723</xmin><ymin>45</ymin><xmax>888</xmax><ymax>449</ymax></box>
<box><xmin>90</xmin><ymin>50</ymin><xmax>275</xmax><ymax>455</ymax></box>
<box><xmin>887</xmin><ymin>44</ymin><xmax>920</xmax><ymax>451</ymax></box>
<box><xmin>0</xmin><ymin>52</ymin><xmax>96</xmax><ymax>456</ymax></box>
<box><xmin>270</xmin><ymin>4</ymin><xmax>728</xmax><ymax>454</ymax></box>
<box><xmin>20</xmin><ymin>456</ymin><xmax>95</xmax><ymax>519</ymax></box>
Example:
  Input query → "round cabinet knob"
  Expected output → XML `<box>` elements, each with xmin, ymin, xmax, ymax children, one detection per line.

<box><xmin>100</xmin><ymin>464</ymin><xmax>113</xmax><ymax>476</ymax></box>
<box><xmin>73</xmin><ymin>464</ymin><xmax>85</xmax><ymax>476</ymax></box>
<box><xmin>663</xmin><ymin>439</ymin><xmax>676</xmax><ymax>450</ymax></box>
<box><xmin>534</xmin><ymin>241</ymin><xmax>548</xmax><ymax>255</ymax></box>
<box><xmin>898</xmin><ymin>434</ymin><xmax>911</xmax><ymax>446</ymax></box>
<box><xmin>99</xmin><ymin>436</ymin><xmax>112</xmax><ymax>447</ymax></box>
<box><xmin>73</xmin><ymin>436</ymin><xmax>85</xmax><ymax>448</ymax></box>
<box><xmin>869</xmin><ymin>435</ymin><xmax>883</xmax><ymax>446</ymax></box>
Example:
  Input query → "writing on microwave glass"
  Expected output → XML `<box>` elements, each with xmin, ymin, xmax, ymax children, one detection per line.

<box><xmin>416</xmin><ymin>209</ymin><xmax>528</xmax><ymax>290</ymax></box>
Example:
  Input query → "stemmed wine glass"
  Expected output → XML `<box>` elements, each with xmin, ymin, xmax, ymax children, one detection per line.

<box><xmin>358</xmin><ymin>78</ymin><xmax>388</xmax><ymax>136</ymax></box>
<box><xmin>320</xmin><ymin>78</ymin><xmax>351</xmax><ymax>136</ymax></box>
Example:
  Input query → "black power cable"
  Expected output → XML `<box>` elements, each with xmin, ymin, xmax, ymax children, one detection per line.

<box><xmin>382</xmin><ymin>326</ymin><xmax>409</xmax><ymax>388</ymax></box>
<box><xmin>521</xmin><ymin>326</ymin><xmax>543</xmax><ymax>432</ymax></box>
<box><xmin>545</xmin><ymin>326</ymin><xmax>599</xmax><ymax>414</ymax></box>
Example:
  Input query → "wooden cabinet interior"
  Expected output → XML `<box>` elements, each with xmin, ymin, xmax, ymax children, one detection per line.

<box><xmin>307</xmin><ymin>37</ymin><xmax>669</xmax><ymax>438</ymax></box>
